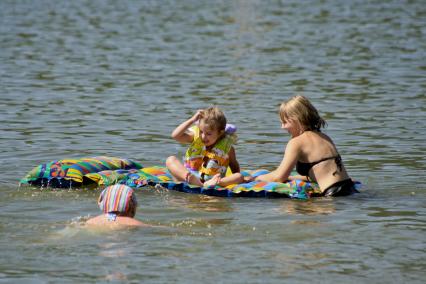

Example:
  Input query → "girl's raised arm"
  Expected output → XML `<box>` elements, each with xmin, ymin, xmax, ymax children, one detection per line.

<box><xmin>171</xmin><ymin>110</ymin><xmax>202</xmax><ymax>144</ymax></box>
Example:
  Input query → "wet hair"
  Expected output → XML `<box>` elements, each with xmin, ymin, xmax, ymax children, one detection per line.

<box><xmin>199</xmin><ymin>106</ymin><xmax>227</xmax><ymax>132</ymax></box>
<box><xmin>279</xmin><ymin>95</ymin><xmax>327</xmax><ymax>131</ymax></box>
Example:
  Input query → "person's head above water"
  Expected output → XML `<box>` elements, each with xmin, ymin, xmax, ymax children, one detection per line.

<box><xmin>279</xmin><ymin>95</ymin><xmax>327</xmax><ymax>132</ymax></box>
<box><xmin>98</xmin><ymin>184</ymin><xmax>138</xmax><ymax>218</ymax></box>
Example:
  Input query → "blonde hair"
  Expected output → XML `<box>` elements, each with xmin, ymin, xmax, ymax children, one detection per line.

<box><xmin>279</xmin><ymin>95</ymin><xmax>326</xmax><ymax>131</ymax></box>
<box><xmin>199</xmin><ymin>106</ymin><xmax>227</xmax><ymax>132</ymax></box>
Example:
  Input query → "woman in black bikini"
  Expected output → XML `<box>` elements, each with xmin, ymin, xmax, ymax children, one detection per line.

<box><xmin>255</xmin><ymin>95</ymin><xmax>357</xmax><ymax>197</ymax></box>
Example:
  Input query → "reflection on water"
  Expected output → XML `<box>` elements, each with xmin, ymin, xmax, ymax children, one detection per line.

<box><xmin>367</xmin><ymin>207</ymin><xmax>418</xmax><ymax>218</ymax></box>
<box><xmin>279</xmin><ymin>199</ymin><xmax>336</xmax><ymax>216</ymax></box>
<box><xmin>164</xmin><ymin>192</ymin><xmax>234</xmax><ymax>213</ymax></box>
<box><xmin>0</xmin><ymin>0</ymin><xmax>425</xmax><ymax>283</ymax></box>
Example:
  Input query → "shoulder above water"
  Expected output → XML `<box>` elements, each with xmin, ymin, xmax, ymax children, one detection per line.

<box><xmin>86</xmin><ymin>214</ymin><xmax>149</xmax><ymax>228</ymax></box>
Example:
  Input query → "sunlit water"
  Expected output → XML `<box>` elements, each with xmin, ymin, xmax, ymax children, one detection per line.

<box><xmin>0</xmin><ymin>0</ymin><xmax>425</xmax><ymax>283</ymax></box>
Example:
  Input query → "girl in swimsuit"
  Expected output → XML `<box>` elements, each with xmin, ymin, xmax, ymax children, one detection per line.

<box><xmin>255</xmin><ymin>96</ymin><xmax>357</xmax><ymax>197</ymax></box>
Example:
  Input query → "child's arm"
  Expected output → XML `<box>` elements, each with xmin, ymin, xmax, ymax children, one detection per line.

<box><xmin>228</xmin><ymin>146</ymin><xmax>240</xmax><ymax>173</ymax></box>
<box><xmin>171</xmin><ymin>110</ymin><xmax>202</xmax><ymax>144</ymax></box>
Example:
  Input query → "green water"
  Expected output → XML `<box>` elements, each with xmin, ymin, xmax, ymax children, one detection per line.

<box><xmin>0</xmin><ymin>0</ymin><xmax>425</xmax><ymax>283</ymax></box>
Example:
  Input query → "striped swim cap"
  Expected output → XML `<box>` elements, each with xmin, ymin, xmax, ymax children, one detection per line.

<box><xmin>98</xmin><ymin>184</ymin><xmax>137</xmax><ymax>215</ymax></box>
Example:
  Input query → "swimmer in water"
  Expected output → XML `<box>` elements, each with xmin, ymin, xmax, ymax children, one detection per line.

<box><xmin>86</xmin><ymin>184</ymin><xmax>149</xmax><ymax>227</ymax></box>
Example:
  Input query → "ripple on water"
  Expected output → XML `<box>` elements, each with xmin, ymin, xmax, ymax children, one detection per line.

<box><xmin>0</xmin><ymin>0</ymin><xmax>425</xmax><ymax>283</ymax></box>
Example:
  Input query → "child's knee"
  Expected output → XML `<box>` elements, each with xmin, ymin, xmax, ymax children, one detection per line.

<box><xmin>235</xmin><ymin>173</ymin><xmax>244</xmax><ymax>183</ymax></box>
<box><xmin>166</xmin><ymin>156</ymin><xmax>178</xmax><ymax>167</ymax></box>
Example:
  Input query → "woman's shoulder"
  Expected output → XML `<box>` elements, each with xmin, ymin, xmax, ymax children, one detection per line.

<box><xmin>291</xmin><ymin>132</ymin><xmax>312</xmax><ymax>144</ymax></box>
<box><xmin>301</xmin><ymin>130</ymin><xmax>333</xmax><ymax>143</ymax></box>
<box><xmin>291</xmin><ymin>131</ymin><xmax>332</xmax><ymax>152</ymax></box>
<box><xmin>285</xmin><ymin>136</ymin><xmax>304</xmax><ymax>153</ymax></box>
<box><xmin>300</xmin><ymin>131</ymin><xmax>338</xmax><ymax>156</ymax></box>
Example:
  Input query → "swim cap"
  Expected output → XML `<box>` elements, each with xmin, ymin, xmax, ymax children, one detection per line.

<box><xmin>98</xmin><ymin>184</ymin><xmax>137</xmax><ymax>215</ymax></box>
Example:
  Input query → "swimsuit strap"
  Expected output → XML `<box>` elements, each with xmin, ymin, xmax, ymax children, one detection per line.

<box><xmin>107</xmin><ymin>212</ymin><xmax>117</xmax><ymax>221</ymax></box>
<box><xmin>308</xmin><ymin>155</ymin><xmax>340</xmax><ymax>168</ymax></box>
<box><xmin>300</xmin><ymin>154</ymin><xmax>342</xmax><ymax>176</ymax></box>
<box><xmin>332</xmin><ymin>155</ymin><xmax>343</xmax><ymax>176</ymax></box>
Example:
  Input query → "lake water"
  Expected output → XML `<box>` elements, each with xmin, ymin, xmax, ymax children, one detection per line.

<box><xmin>1</xmin><ymin>0</ymin><xmax>425</xmax><ymax>283</ymax></box>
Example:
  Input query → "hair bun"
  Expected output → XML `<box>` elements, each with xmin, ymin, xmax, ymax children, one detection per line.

<box><xmin>225</xmin><ymin>124</ymin><xmax>237</xmax><ymax>134</ymax></box>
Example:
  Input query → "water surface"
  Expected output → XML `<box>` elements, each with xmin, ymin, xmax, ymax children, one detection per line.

<box><xmin>0</xmin><ymin>0</ymin><xmax>425</xmax><ymax>283</ymax></box>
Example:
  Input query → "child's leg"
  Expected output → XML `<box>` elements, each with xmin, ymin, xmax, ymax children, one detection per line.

<box><xmin>218</xmin><ymin>173</ymin><xmax>244</xmax><ymax>187</ymax></box>
<box><xmin>165</xmin><ymin>156</ymin><xmax>204</xmax><ymax>186</ymax></box>
<box><xmin>203</xmin><ymin>173</ymin><xmax>244</xmax><ymax>187</ymax></box>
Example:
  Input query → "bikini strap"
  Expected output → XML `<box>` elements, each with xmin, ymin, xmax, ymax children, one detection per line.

<box><xmin>332</xmin><ymin>155</ymin><xmax>342</xmax><ymax>176</ymax></box>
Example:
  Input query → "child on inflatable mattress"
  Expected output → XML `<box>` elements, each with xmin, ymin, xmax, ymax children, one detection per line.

<box><xmin>166</xmin><ymin>106</ymin><xmax>246</xmax><ymax>188</ymax></box>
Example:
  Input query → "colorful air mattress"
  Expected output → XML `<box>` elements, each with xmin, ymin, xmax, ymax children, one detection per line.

<box><xmin>19</xmin><ymin>156</ymin><xmax>354</xmax><ymax>199</ymax></box>
<box><xmin>19</xmin><ymin>156</ymin><xmax>143</xmax><ymax>188</ymax></box>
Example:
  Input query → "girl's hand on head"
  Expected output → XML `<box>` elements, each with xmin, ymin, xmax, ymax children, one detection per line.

<box><xmin>191</xmin><ymin>110</ymin><xmax>203</xmax><ymax>123</ymax></box>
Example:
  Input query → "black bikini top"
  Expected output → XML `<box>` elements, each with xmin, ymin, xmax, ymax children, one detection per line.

<box><xmin>296</xmin><ymin>154</ymin><xmax>342</xmax><ymax>177</ymax></box>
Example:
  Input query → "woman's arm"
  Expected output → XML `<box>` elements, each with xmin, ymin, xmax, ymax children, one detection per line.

<box><xmin>287</xmin><ymin>175</ymin><xmax>311</xmax><ymax>182</ymax></box>
<box><xmin>171</xmin><ymin>111</ymin><xmax>201</xmax><ymax>144</ymax></box>
<box><xmin>255</xmin><ymin>139</ymin><xmax>299</xmax><ymax>182</ymax></box>
<box><xmin>228</xmin><ymin>146</ymin><xmax>240</xmax><ymax>173</ymax></box>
